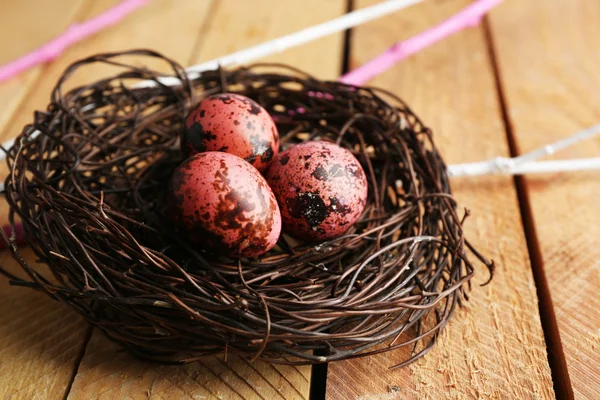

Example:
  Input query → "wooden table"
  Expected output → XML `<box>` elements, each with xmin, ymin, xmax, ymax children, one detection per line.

<box><xmin>0</xmin><ymin>1</ymin><xmax>598</xmax><ymax>399</ymax></box>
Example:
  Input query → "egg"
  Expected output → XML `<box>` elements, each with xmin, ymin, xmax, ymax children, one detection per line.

<box><xmin>266</xmin><ymin>141</ymin><xmax>368</xmax><ymax>241</ymax></box>
<box><xmin>168</xmin><ymin>152</ymin><xmax>282</xmax><ymax>257</ymax></box>
<box><xmin>182</xmin><ymin>93</ymin><xmax>279</xmax><ymax>172</ymax></box>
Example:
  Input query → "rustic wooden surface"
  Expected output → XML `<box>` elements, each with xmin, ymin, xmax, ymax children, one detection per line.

<box><xmin>326</xmin><ymin>1</ymin><xmax>554</xmax><ymax>399</ymax></box>
<box><xmin>0</xmin><ymin>0</ymin><xmax>85</xmax><ymax>146</ymax></box>
<box><xmin>0</xmin><ymin>0</ymin><xmax>597</xmax><ymax>398</ymax></box>
<box><xmin>490</xmin><ymin>1</ymin><xmax>600</xmax><ymax>399</ymax></box>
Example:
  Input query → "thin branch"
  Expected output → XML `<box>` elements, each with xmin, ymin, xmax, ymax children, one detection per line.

<box><xmin>339</xmin><ymin>0</ymin><xmax>504</xmax><ymax>85</ymax></box>
<box><xmin>448</xmin><ymin>158</ymin><xmax>600</xmax><ymax>177</ymax></box>
<box><xmin>447</xmin><ymin>124</ymin><xmax>600</xmax><ymax>177</ymax></box>
<box><xmin>133</xmin><ymin>0</ymin><xmax>424</xmax><ymax>89</ymax></box>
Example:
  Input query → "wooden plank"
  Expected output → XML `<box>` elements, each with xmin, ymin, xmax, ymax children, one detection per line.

<box><xmin>0</xmin><ymin>0</ymin><xmax>215</xmax><ymax>399</ymax></box>
<box><xmin>187</xmin><ymin>0</ymin><xmax>345</xmax><ymax>79</ymax></box>
<box><xmin>0</xmin><ymin>3</ymin><xmax>91</xmax><ymax>399</ymax></box>
<box><xmin>489</xmin><ymin>1</ymin><xmax>600</xmax><ymax>398</ymax></box>
<box><xmin>0</xmin><ymin>251</ymin><xmax>90</xmax><ymax>400</ymax></box>
<box><xmin>0</xmin><ymin>0</ymin><xmax>85</xmax><ymax>143</ymax></box>
<box><xmin>66</xmin><ymin>1</ymin><xmax>345</xmax><ymax>399</ymax></box>
<box><xmin>325</xmin><ymin>1</ymin><xmax>555</xmax><ymax>399</ymax></box>
<box><xmin>69</xmin><ymin>331</ymin><xmax>312</xmax><ymax>400</ymax></box>
<box><xmin>0</xmin><ymin>0</ymin><xmax>215</xmax><ymax>144</ymax></box>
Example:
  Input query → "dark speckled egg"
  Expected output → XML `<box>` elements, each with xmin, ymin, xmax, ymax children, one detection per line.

<box><xmin>182</xmin><ymin>93</ymin><xmax>279</xmax><ymax>172</ymax></box>
<box><xmin>266</xmin><ymin>141</ymin><xmax>368</xmax><ymax>241</ymax></box>
<box><xmin>168</xmin><ymin>152</ymin><xmax>282</xmax><ymax>257</ymax></box>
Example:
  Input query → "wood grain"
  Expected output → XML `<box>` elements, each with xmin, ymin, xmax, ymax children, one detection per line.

<box><xmin>66</xmin><ymin>1</ymin><xmax>345</xmax><ymax>399</ymax></box>
<box><xmin>0</xmin><ymin>251</ymin><xmax>90</xmax><ymax>400</ymax></box>
<box><xmin>68</xmin><ymin>331</ymin><xmax>311</xmax><ymax>400</ymax></box>
<box><xmin>0</xmin><ymin>0</ymin><xmax>85</xmax><ymax>144</ymax></box>
<box><xmin>187</xmin><ymin>0</ymin><xmax>346</xmax><ymax>79</ymax></box>
<box><xmin>489</xmin><ymin>1</ymin><xmax>600</xmax><ymax>398</ymax></box>
<box><xmin>0</xmin><ymin>0</ymin><xmax>215</xmax><ymax>144</ymax></box>
<box><xmin>326</xmin><ymin>1</ymin><xmax>555</xmax><ymax>398</ymax></box>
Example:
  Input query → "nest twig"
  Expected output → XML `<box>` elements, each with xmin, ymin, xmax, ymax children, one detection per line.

<box><xmin>0</xmin><ymin>50</ymin><xmax>493</xmax><ymax>367</ymax></box>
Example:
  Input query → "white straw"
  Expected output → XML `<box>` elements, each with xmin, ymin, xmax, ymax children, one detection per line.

<box><xmin>2</xmin><ymin>123</ymin><xmax>599</xmax><ymax>185</ymax></box>
<box><xmin>447</xmin><ymin>124</ymin><xmax>600</xmax><ymax>177</ymax></box>
<box><xmin>135</xmin><ymin>0</ymin><xmax>424</xmax><ymax>89</ymax></box>
<box><xmin>511</xmin><ymin>123</ymin><xmax>600</xmax><ymax>165</ymax></box>
<box><xmin>448</xmin><ymin>157</ymin><xmax>600</xmax><ymax>177</ymax></box>
<box><xmin>506</xmin><ymin>158</ymin><xmax>600</xmax><ymax>175</ymax></box>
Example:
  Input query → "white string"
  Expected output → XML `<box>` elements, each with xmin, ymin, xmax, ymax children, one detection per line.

<box><xmin>134</xmin><ymin>0</ymin><xmax>424</xmax><ymax>89</ymax></box>
<box><xmin>448</xmin><ymin>157</ymin><xmax>600</xmax><ymax>177</ymax></box>
<box><xmin>2</xmin><ymin>124</ymin><xmax>598</xmax><ymax>193</ymax></box>
<box><xmin>447</xmin><ymin>124</ymin><xmax>600</xmax><ymax>177</ymax></box>
<box><xmin>512</xmin><ymin>123</ymin><xmax>600</xmax><ymax>165</ymax></box>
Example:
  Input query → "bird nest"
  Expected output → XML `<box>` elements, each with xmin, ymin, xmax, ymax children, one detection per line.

<box><xmin>1</xmin><ymin>50</ymin><xmax>493</xmax><ymax>367</ymax></box>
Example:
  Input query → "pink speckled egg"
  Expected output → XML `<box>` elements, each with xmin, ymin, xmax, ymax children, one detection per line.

<box><xmin>168</xmin><ymin>152</ymin><xmax>282</xmax><ymax>257</ymax></box>
<box><xmin>266</xmin><ymin>141</ymin><xmax>368</xmax><ymax>241</ymax></box>
<box><xmin>182</xmin><ymin>93</ymin><xmax>279</xmax><ymax>172</ymax></box>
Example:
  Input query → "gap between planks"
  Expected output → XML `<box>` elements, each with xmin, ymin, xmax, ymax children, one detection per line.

<box><xmin>340</xmin><ymin>0</ymin><xmax>355</xmax><ymax>76</ymax></box>
<box><xmin>186</xmin><ymin>0</ymin><xmax>221</xmax><ymax>68</ymax></box>
<box><xmin>61</xmin><ymin>327</ymin><xmax>94</xmax><ymax>400</ymax></box>
<box><xmin>481</xmin><ymin>17</ymin><xmax>574</xmax><ymax>400</ymax></box>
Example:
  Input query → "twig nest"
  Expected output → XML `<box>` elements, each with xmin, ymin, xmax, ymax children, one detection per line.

<box><xmin>1</xmin><ymin>51</ymin><xmax>492</xmax><ymax>367</ymax></box>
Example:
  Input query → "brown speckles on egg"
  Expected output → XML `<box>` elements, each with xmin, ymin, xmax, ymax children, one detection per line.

<box><xmin>266</xmin><ymin>141</ymin><xmax>368</xmax><ymax>241</ymax></box>
<box><xmin>182</xmin><ymin>93</ymin><xmax>279</xmax><ymax>172</ymax></box>
<box><xmin>184</xmin><ymin>122</ymin><xmax>216</xmax><ymax>154</ymax></box>
<box><xmin>286</xmin><ymin>192</ymin><xmax>328</xmax><ymax>230</ymax></box>
<box><xmin>279</xmin><ymin>154</ymin><xmax>290</xmax><ymax>165</ymax></box>
<box><xmin>260</xmin><ymin>146</ymin><xmax>274</xmax><ymax>163</ymax></box>
<box><xmin>168</xmin><ymin>152</ymin><xmax>281</xmax><ymax>257</ymax></box>
<box><xmin>311</xmin><ymin>166</ymin><xmax>328</xmax><ymax>181</ymax></box>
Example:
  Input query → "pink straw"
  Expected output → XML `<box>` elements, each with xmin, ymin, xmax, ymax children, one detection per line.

<box><xmin>0</xmin><ymin>0</ymin><xmax>148</xmax><ymax>83</ymax></box>
<box><xmin>339</xmin><ymin>0</ymin><xmax>504</xmax><ymax>86</ymax></box>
